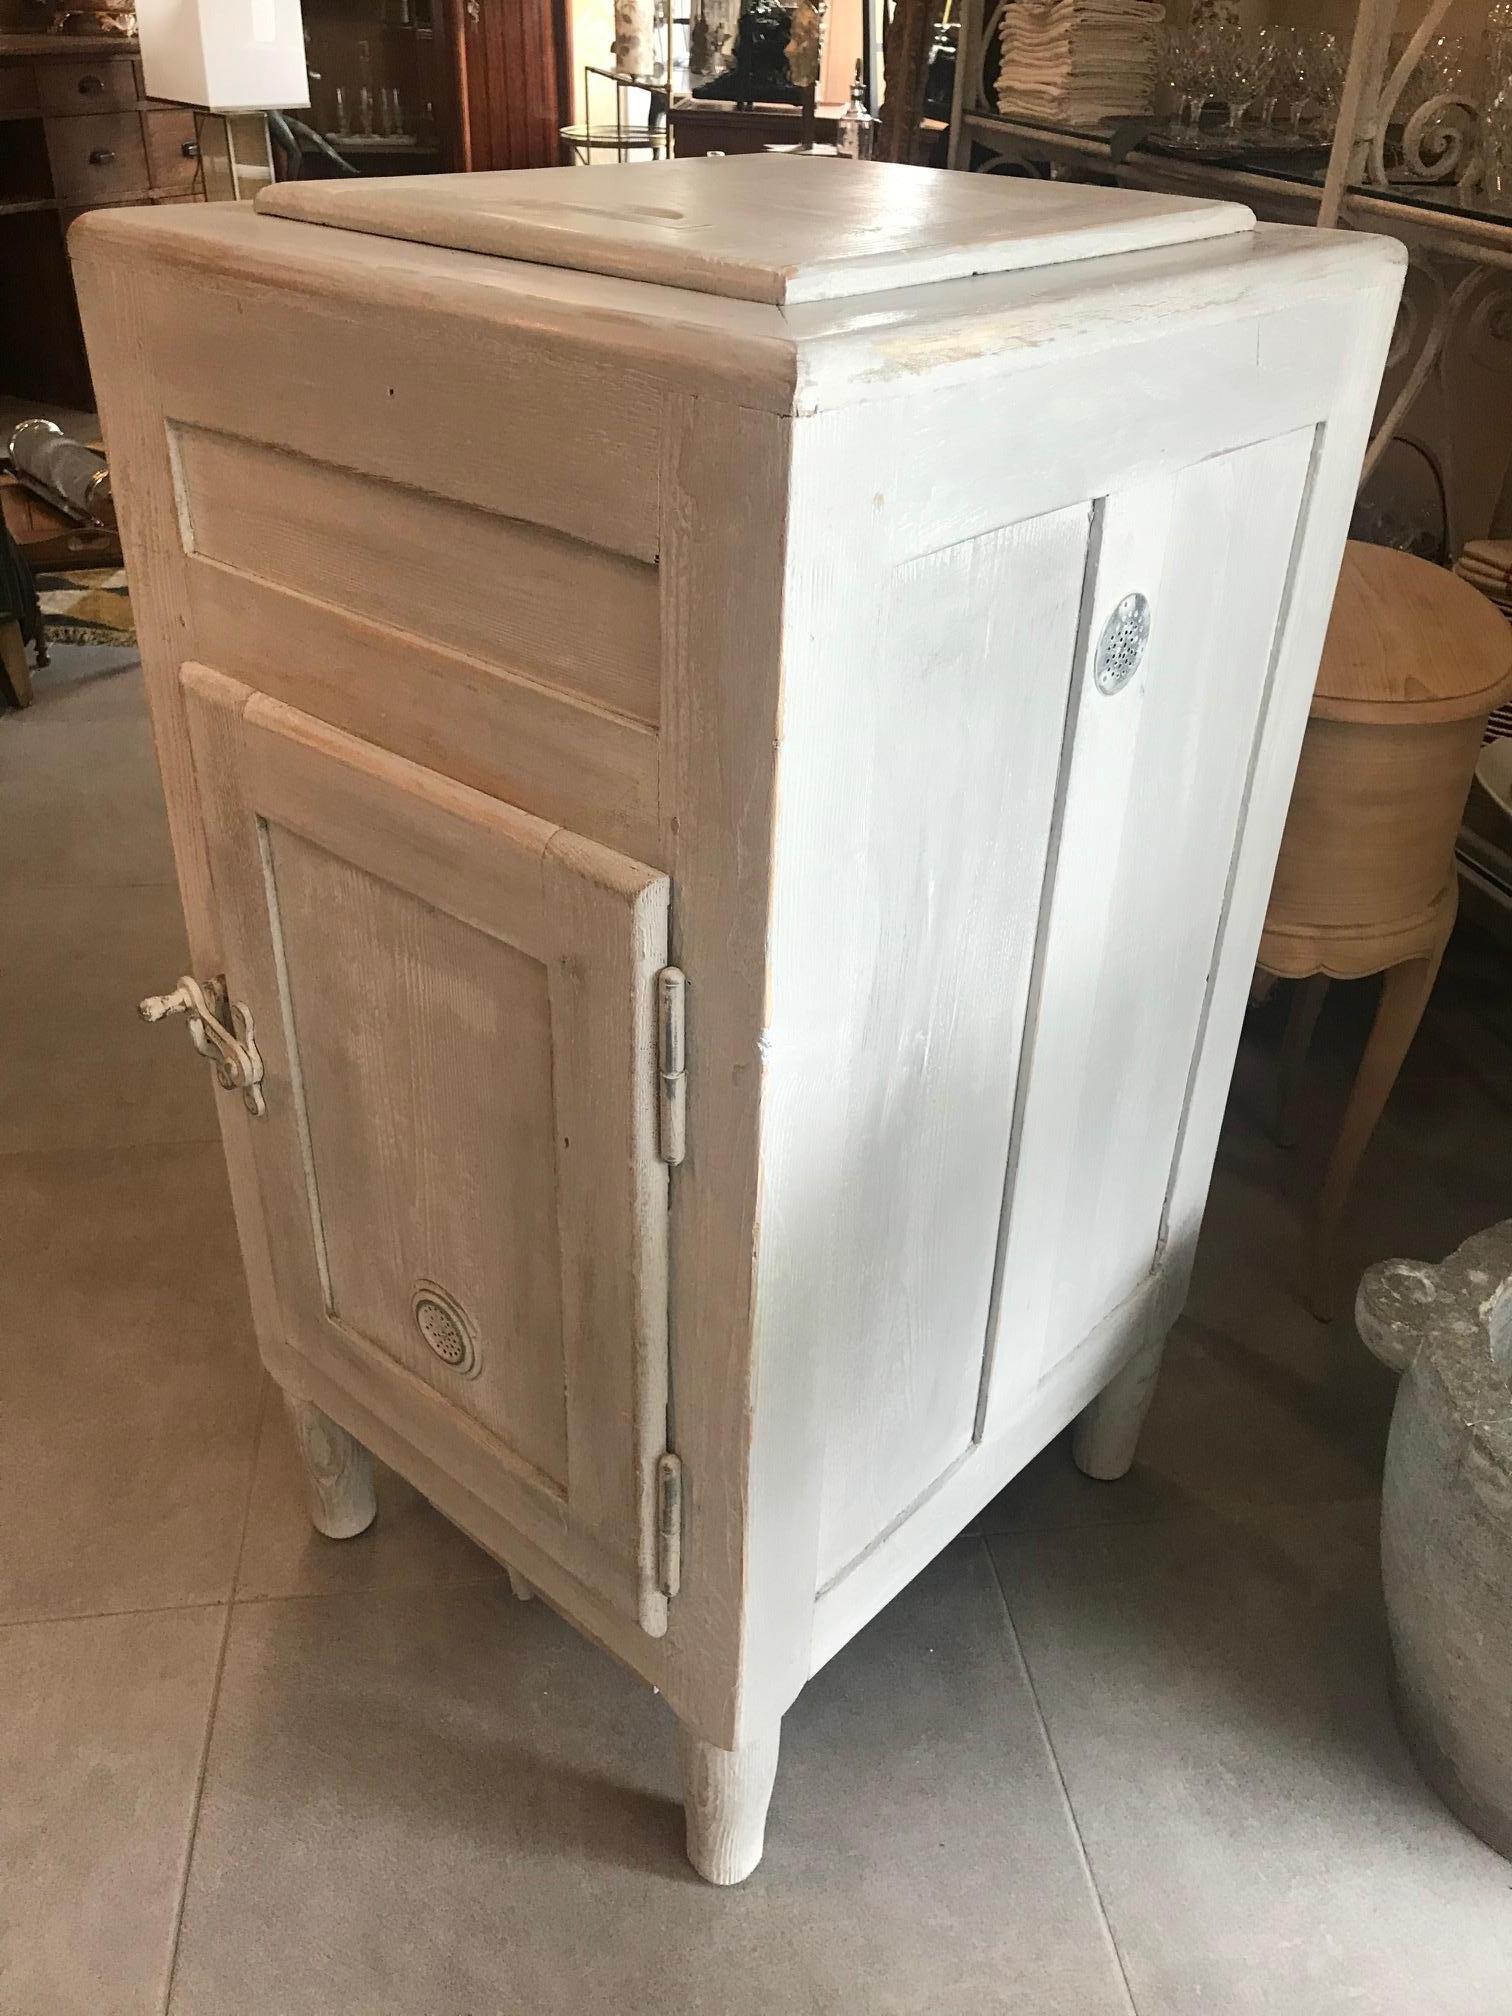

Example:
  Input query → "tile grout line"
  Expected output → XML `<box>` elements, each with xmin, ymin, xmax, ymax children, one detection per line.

<box><xmin>159</xmin><ymin>1372</ymin><xmax>270</xmax><ymax>2016</ymax></box>
<box><xmin>982</xmin><ymin>1538</ymin><xmax>1144</xmax><ymax>2016</ymax></box>
<box><xmin>0</xmin><ymin>1596</ymin><xmax>230</xmax><ymax>1633</ymax></box>
<box><xmin>226</xmin><ymin>1374</ymin><xmax>272</xmax><ymax>1610</ymax></box>
<box><xmin>230</xmin><ymin>1570</ymin><xmax>508</xmax><ymax>1612</ymax></box>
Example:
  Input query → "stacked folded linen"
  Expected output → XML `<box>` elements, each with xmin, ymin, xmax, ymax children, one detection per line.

<box><xmin>996</xmin><ymin>0</ymin><xmax>1165</xmax><ymax>125</ymax></box>
<box><xmin>1456</xmin><ymin>538</ymin><xmax>1512</xmax><ymax>616</ymax></box>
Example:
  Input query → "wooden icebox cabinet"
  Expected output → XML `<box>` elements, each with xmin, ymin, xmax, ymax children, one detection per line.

<box><xmin>73</xmin><ymin>156</ymin><xmax>1402</xmax><ymax>1884</ymax></box>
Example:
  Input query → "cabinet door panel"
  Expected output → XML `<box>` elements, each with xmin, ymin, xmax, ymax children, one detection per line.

<box><xmin>184</xmin><ymin>663</ymin><xmax>671</xmax><ymax>1634</ymax></box>
<box><xmin>808</xmin><ymin>501</ymin><xmax>1092</xmax><ymax>1589</ymax></box>
<box><xmin>261</xmin><ymin>822</ymin><xmax>571</xmax><ymax>1488</ymax></box>
<box><xmin>982</xmin><ymin>426</ymin><xmax>1316</xmax><ymax>1431</ymax></box>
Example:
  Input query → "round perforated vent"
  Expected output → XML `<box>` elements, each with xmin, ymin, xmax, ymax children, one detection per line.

<box><xmin>412</xmin><ymin>1283</ymin><xmax>480</xmax><ymax>1379</ymax></box>
<box><xmin>1094</xmin><ymin>592</ymin><xmax>1151</xmax><ymax>696</ymax></box>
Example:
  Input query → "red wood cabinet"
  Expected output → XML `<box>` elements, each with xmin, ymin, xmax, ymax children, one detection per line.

<box><xmin>450</xmin><ymin>0</ymin><xmax>571</xmax><ymax>171</ymax></box>
<box><xmin>301</xmin><ymin>0</ymin><xmax>569</xmax><ymax>177</ymax></box>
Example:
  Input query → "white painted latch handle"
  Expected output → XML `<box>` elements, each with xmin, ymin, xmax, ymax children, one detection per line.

<box><xmin>139</xmin><ymin>973</ymin><xmax>267</xmax><ymax>1117</ymax></box>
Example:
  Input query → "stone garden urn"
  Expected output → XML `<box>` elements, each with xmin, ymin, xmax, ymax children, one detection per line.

<box><xmin>1357</xmin><ymin>1221</ymin><xmax>1512</xmax><ymax>1859</ymax></box>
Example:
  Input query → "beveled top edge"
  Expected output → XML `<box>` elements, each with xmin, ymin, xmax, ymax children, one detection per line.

<box><xmin>254</xmin><ymin>156</ymin><xmax>1256</xmax><ymax>307</ymax></box>
<box><xmin>69</xmin><ymin>202</ymin><xmax>1401</xmax><ymax>420</ymax></box>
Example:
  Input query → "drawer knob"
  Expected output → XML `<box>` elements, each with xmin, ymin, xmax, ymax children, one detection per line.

<box><xmin>182</xmin><ymin>139</ymin><xmax>201</xmax><ymax>159</ymax></box>
<box><xmin>1093</xmin><ymin>592</ymin><xmax>1151</xmax><ymax>696</ymax></box>
<box><xmin>138</xmin><ymin>974</ymin><xmax>266</xmax><ymax>1117</ymax></box>
<box><xmin>78</xmin><ymin>74</ymin><xmax>105</xmax><ymax>95</ymax></box>
<box><xmin>88</xmin><ymin>147</ymin><xmax>117</xmax><ymax>167</ymax></box>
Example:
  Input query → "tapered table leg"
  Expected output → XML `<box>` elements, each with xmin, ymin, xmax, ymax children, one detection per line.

<box><xmin>1308</xmin><ymin>942</ymin><xmax>1446</xmax><ymax>1321</ymax></box>
<box><xmin>677</xmin><ymin>1721</ymin><xmax>781</xmax><ymax>1885</ymax></box>
<box><xmin>1275</xmin><ymin>973</ymin><xmax>1329</xmax><ymax>1148</ymax></box>
<box><xmin>283</xmin><ymin>1393</ymin><xmax>377</xmax><ymax>1540</ymax></box>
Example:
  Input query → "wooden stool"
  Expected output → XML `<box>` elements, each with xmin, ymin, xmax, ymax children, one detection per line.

<box><xmin>1260</xmin><ymin>541</ymin><xmax>1512</xmax><ymax>1319</ymax></box>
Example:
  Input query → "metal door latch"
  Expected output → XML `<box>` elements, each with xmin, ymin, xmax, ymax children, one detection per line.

<box><xmin>138</xmin><ymin>974</ymin><xmax>266</xmax><ymax>1117</ymax></box>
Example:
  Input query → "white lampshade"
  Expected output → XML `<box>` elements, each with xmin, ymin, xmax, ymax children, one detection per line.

<box><xmin>137</xmin><ymin>0</ymin><xmax>310</xmax><ymax>113</ymax></box>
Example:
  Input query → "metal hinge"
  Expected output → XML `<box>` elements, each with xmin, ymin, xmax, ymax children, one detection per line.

<box><xmin>656</xmin><ymin>1451</ymin><xmax>683</xmax><ymax>1599</ymax></box>
<box><xmin>656</xmin><ymin>967</ymin><xmax>686</xmax><ymax>1167</ymax></box>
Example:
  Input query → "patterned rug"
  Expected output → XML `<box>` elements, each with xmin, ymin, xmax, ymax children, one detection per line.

<box><xmin>36</xmin><ymin>567</ymin><xmax>135</xmax><ymax>648</ymax></box>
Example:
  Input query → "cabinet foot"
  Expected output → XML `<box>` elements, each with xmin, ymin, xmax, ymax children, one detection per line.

<box><xmin>283</xmin><ymin>1394</ymin><xmax>377</xmax><ymax>1540</ymax></box>
<box><xmin>1071</xmin><ymin>1331</ymin><xmax>1168</xmax><ymax>1481</ymax></box>
<box><xmin>507</xmin><ymin>1568</ymin><xmax>535</xmax><ymax>1602</ymax></box>
<box><xmin>677</xmin><ymin>1721</ymin><xmax>781</xmax><ymax>1885</ymax></box>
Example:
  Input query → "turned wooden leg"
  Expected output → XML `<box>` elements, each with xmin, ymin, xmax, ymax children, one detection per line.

<box><xmin>1071</xmin><ymin>1330</ymin><xmax>1168</xmax><ymax>1481</ymax></box>
<box><xmin>507</xmin><ymin>1569</ymin><xmax>535</xmax><ymax>1602</ymax></box>
<box><xmin>677</xmin><ymin>1721</ymin><xmax>781</xmax><ymax>1885</ymax></box>
<box><xmin>1308</xmin><ymin>945</ymin><xmax>1445</xmax><ymax>1322</ymax></box>
<box><xmin>1275</xmin><ymin>973</ymin><xmax>1328</xmax><ymax>1148</ymax></box>
<box><xmin>283</xmin><ymin>1394</ymin><xmax>377</xmax><ymax>1540</ymax></box>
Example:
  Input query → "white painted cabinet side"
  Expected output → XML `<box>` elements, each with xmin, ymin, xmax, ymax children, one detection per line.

<box><xmin>752</xmin><ymin>410</ymin><xmax>1094</xmax><ymax>1593</ymax></box>
<box><xmin>1158</xmin><ymin>272</ymin><xmax>1407</xmax><ymax>1281</ymax></box>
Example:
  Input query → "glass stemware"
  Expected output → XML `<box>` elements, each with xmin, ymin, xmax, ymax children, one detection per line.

<box><xmin>1483</xmin><ymin>2</ymin><xmax>1512</xmax><ymax>210</ymax></box>
<box><xmin>1212</xmin><ymin>24</ymin><xmax>1261</xmax><ymax>133</ymax></box>
<box><xmin>1313</xmin><ymin>30</ymin><xmax>1346</xmax><ymax>137</ymax></box>
<box><xmin>1253</xmin><ymin>24</ymin><xmax>1281</xmax><ymax>131</ymax></box>
<box><xmin>1161</xmin><ymin>25</ymin><xmax>1216</xmax><ymax>132</ymax></box>
<box><xmin>1271</xmin><ymin>25</ymin><xmax>1310</xmax><ymax>136</ymax></box>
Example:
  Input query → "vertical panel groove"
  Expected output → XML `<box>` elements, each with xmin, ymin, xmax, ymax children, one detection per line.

<box><xmin>973</xmin><ymin>496</ymin><xmax>1103</xmax><ymax>1440</ymax></box>
<box><xmin>1154</xmin><ymin>421</ymin><xmax>1328</xmax><ymax>1257</ymax></box>
<box><xmin>256</xmin><ymin>816</ymin><xmax>335</xmax><ymax>1316</ymax></box>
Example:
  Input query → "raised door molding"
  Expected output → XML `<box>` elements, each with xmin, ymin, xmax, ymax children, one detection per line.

<box><xmin>183</xmin><ymin>660</ymin><xmax>673</xmax><ymax>1636</ymax></box>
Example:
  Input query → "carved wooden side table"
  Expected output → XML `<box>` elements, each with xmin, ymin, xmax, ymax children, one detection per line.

<box><xmin>1262</xmin><ymin>541</ymin><xmax>1512</xmax><ymax>1319</ymax></box>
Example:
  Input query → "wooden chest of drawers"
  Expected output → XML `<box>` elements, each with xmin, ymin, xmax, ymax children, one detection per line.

<box><xmin>73</xmin><ymin>156</ymin><xmax>1402</xmax><ymax>1885</ymax></box>
<box><xmin>0</xmin><ymin>32</ymin><xmax>203</xmax><ymax>407</ymax></box>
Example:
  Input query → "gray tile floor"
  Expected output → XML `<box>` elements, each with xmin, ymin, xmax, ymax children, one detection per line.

<box><xmin>6</xmin><ymin>645</ymin><xmax>1512</xmax><ymax>2015</ymax></box>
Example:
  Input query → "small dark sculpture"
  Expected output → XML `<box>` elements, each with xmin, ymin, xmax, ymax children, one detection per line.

<box><xmin>692</xmin><ymin>0</ymin><xmax>800</xmax><ymax>108</ymax></box>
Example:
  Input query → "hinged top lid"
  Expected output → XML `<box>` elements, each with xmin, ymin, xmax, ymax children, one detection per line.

<box><xmin>254</xmin><ymin>154</ymin><xmax>1255</xmax><ymax>308</ymax></box>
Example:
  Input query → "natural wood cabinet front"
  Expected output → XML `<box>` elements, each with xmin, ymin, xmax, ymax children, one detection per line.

<box><xmin>183</xmin><ymin>664</ymin><xmax>674</xmax><ymax>1637</ymax></box>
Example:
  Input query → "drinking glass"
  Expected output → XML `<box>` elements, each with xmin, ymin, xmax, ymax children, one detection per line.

<box><xmin>1483</xmin><ymin>2</ymin><xmax>1512</xmax><ymax>208</ymax></box>
<box><xmin>1421</xmin><ymin>33</ymin><xmax>1478</xmax><ymax>103</ymax></box>
<box><xmin>1160</xmin><ymin>27</ymin><xmax>1206</xmax><ymax>130</ymax></box>
<box><xmin>1302</xmin><ymin>30</ymin><xmax>1345</xmax><ymax>137</ymax></box>
<box><xmin>1253</xmin><ymin>25</ymin><xmax>1281</xmax><ymax>131</ymax></box>
<box><xmin>1273</xmin><ymin>26</ymin><xmax>1310</xmax><ymax>135</ymax></box>
<box><xmin>1183</xmin><ymin>22</ymin><xmax>1221</xmax><ymax>130</ymax></box>
<box><xmin>1212</xmin><ymin>24</ymin><xmax>1261</xmax><ymax>133</ymax></box>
